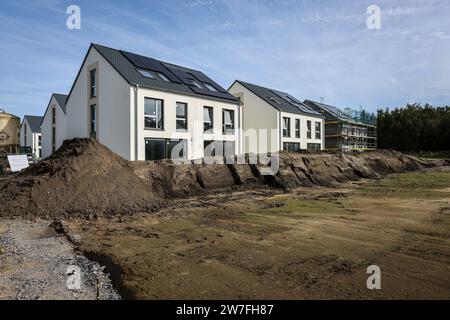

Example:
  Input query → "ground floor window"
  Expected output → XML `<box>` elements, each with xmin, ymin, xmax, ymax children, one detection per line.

<box><xmin>307</xmin><ymin>143</ymin><xmax>321</xmax><ymax>151</ymax></box>
<box><xmin>204</xmin><ymin>140</ymin><xmax>235</xmax><ymax>158</ymax></box>
<box><xmin>90</xmin><ymin>104</ymin><xmax>97</xmax><ymax>140</ymax></box>
<box><xmin>145</xmin><ymin>139</ymin><xmax>187</xmax><ymax>161</ymax></box>
<box><xmin>283</xmin><ymin>142</ymin><xmax>300</xmax><ymax>152</ymax></box>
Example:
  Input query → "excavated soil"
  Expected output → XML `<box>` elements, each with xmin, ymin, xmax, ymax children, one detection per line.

<box><xmin>0</xmin><ymin>139</ymin><xmax>164</xmax><ymax>219</ymax></box>
<box><xmin>0</xmin><ymin>139</ymin><xmax>448</xmax><ymax>219</ymax></box>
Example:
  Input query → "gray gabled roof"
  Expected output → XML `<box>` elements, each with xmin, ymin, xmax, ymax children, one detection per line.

<box><xmin>40</xmin><ymin>93</ymin><xmax>68</xmax><ymax>126</ymax></box>
<box><xmin>53</xmin><ymin>94</ymin><xmax>68</xmax><ymax>113</ymax></box>
<box><xmin>90</xmin><ymin>44</ymin><xmax>238</xmax><ymax>104</ymax></box>
<box><xmin>23</xmin><ymin>115</ymin><xmax>43</xmax><ymax>133</ymax></box>
<box><xmin>232</xmin><ymin>80</ymin><xmax>323</xmax><ymax>118</ymax></box>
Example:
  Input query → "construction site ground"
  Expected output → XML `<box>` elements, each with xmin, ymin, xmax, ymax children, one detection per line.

<box><xmin>2</xmin><ymin>167</ymin><xmax>448</xmax><ymax>299</ymax></box>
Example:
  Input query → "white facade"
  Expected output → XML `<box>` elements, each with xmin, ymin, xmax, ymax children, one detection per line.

<box><xmin>228</xmin><ymin>81</ymin><xmax>324</xmax><ymax>154</ymax></box>
<box><xmin>19</xmin><ymin>118</ymin><xmax>42</xmax><ymax>158</ymax></box>
<box><xmin>65</xmin><ymin>46</ymin><xmax>240</xmax><ymax>161</ymax></box>
<box><xmin>41</xmin><ymin>95</ymin><xmax>67</xmax><ymax>159</ymax></box>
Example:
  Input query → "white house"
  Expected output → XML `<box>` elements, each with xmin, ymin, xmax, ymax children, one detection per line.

<box><xmin>228</xmin><ymin>81</ymin><xmax>324</xmax><ymax>154</ymax></box>
<box><xmin>62</xmin><ymin>43</ymin><xmax>240</xmax><ymax>161</ymax></box>
<box><xmin>20</xmin><ymin>115</ymin><xmax>43</xmax><ymax>158</ymax></box>
<box><xmin>40</xmin><ymin>94</ymin><xmax>67</xmax><ymax>159</ymax></box>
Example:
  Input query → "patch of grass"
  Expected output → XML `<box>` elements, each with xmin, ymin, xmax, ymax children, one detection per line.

<box><xmin>356</xmin><ymin>170</ymin><xmax>450</xmax><ymax>199</ymax></box>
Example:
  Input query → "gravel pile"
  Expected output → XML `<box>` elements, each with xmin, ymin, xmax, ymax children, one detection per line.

<box><xmin>0</xmin><ymin>220</ymin><xmax>120</xmax><ymax>300</ymax></box>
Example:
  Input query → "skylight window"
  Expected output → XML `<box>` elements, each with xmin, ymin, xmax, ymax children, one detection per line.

<box><xmin>138</xmin><ymin>69</ymin><xmax>155</xmax><ymax>79</ymax></box>
<box><xmin>269</xmin><ymin>97</ymin><xmax>281</xmax><ymax>105</ymax></box>
<box><xmin>203</xmin><ymin>83</ymin><xmax>218</xmax><ymax>92</ymax></box>
<box><xmin>192</xmin><ymin>81</ymin><xmax>203</xmax><ymax>89</ymax></box>
<box><xmin>157</xmin><ymin>72</ymin><xmax>170</xmax><ymax>82</ymax></box>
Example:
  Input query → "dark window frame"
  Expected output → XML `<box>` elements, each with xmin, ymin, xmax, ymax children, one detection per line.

<box><xmin>144</xmin><ymin>97</ymin><xmax>164</xmax><ymax>130</ymax></box>
<box><xmin>283</xmin><ymin>142</ymin><xmax>300</xmax><ymax>152</ymax></box>
<box><xmin>295</xmin><ymin>119</ymin><xmax>300</xmax><ymax>138</ymax></box>
<box><xmin>90</xmin><ymin>104</ymin><xmax>97</xmax><ymax>140</ymax></box>
<box><xmin>282</xmin><ymin>117</ymin><xmax>291</xmax><ymax>138</ymax></box>
<box><xmin>307</xmin><ymin>120</ymin><xmax>312</xmax><ymax>139</ymax></box>
<box><xmin>90</xmin><ymin>69</ymin><xmax>97</xmax><ymax>98</ymax></box>
<box><xmin>315</xmin><ymin>121</ymin><xmax>321</xmax><ymax>140</ymax></box>
<box><xmin>222</xmin><ymin>109</ymin><xmax>235</xmax><ymax>135</ymax></box>
<box><xmin>176</xmin><ymin>102</ymin><xmax>188</xmax><ymax>131</ymax></box>
<box><xmin>204</xmin><ymin>106</ymin><xmax>214</xmax><ymax>133</ymax></box>
<box><xmin>145</xmin><ymin>138</ymin><xmax>187</xmax><ymax>161</ymax></box>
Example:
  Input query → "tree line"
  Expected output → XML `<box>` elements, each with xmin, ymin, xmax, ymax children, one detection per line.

<box><xmin>377</xmin><ymin>103</ymin><xmax>450</xmax><ymax>151</ymax></box>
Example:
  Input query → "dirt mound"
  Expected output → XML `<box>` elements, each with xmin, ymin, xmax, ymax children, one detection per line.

<box><xmin>133</xmin><ymin>150</ymin><xmax>448</xmax><ymax>194</ymax></box>
<box><xmin>0</xmin><ymin>139</ymin><xmax>164</xmax><ymax>219</ymax></box>
<box><xmin>1</xmin><ymin>138</ymin><xmax>448</xmax><ymax>220</ymax></box>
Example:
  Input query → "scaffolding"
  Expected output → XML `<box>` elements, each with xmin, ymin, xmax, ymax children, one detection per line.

<box><xmin>304</xmin><ymin>100</ymin><xmax>377</xmax><ymax>152</ymax></box>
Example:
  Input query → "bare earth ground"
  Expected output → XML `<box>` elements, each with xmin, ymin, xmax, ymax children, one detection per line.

<box><xmin>61</xmin><ymin>168</ymin><xmax>450</xmax><ymax>300</ymax></box>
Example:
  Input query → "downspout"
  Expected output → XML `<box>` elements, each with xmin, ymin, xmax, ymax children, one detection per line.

<box><xmin>238</xmin><ymin>99</ymin><xmax>242</xmax><ymax>155</ymax></box>
<box><xmin>134</xmin><ymin>85</ymin><xmax>139</xmax><ymax>161</ymax></box>
<box><xmin>278</xmin><ymin>111</ymin><xmax>282</xmax><ymax>152</ymax></box>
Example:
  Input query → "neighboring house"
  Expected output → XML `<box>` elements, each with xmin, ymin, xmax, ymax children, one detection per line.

<box><xmin>41</xmin><ymin>94</ymin><xmax>68</xmax><ymax>159</ymax></box>
<box><xmin>228</xmin><ymin>80</ymin><xmax>324</xmax><ymax>154</ymax></box>
<box><xmin>304</xmin><ymin>100</ymin><xmax>377</xmax><ymax>152</ymax></box>
<box><xmin>0</xmin><ymin>108</ymin><xmax>20</xmax><ymax>153</ymax></box>
<box><xmin>63</xmin><ymin>43</ymin><xmax>240</xmax><ymax>161</ymax></box>
<box><xmin>20</xmin><ymin>115</ymin><xmax>43</xmax><ymax>158</ymax></box>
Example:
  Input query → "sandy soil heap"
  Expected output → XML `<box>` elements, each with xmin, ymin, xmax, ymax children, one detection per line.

<box><xmin>132</xmin><ymin>150</ymin><xmax>449</xmax><ymax>195</ymax></box>
<box><xmin>0</xmin><ymin>139</ymin><xmax>164</xmax><ymax>219</ymax></box>
<box><xmin>0</xmin><ymin>138</ymin><xmax>448</xmax><ymax>219</ymax></box>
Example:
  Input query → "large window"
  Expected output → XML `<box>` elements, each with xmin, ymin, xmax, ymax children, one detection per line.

<box><xmin>315</xmin><ymin>122</ymin><xmax>321</xmax><ymax>139</ymax></box>
<box><xmin>90</xmin><ymin>104</ymin><xmax>97</xmax><ymax>140</ymax></box>
<box><xmin>283</xmin><ymin>142</ymin><xmax>300</xmax><ymax>152</ymax></box>
<box><xmin>176</xmin><ymin>102</ymin><xmax>188</xmax><ymax>131</ymax></box>
<box><xmin>307</xmin><ymin>120</ymin><xmax>312</xmax><ymax>139</ymax></box>
<box><xmin>145</xmin><ymin>98</ymin><xmax>164</xmax><ymax>130</ymax></box>
<box><xmin>295</xmin><ymin>119</ymin><xmax>300</xmax><ymax>138</ymax></box>
<box><xmin>282</xmin><ymin>117</ymin><xmax>290</xmax><ymax>137</ymax></box>
<box><xmin>204</xmin><ymin>106</ymin><xmax>214</xmax><ymax>132</ymax></box>
<box><xmin>90</xmin><ymin>69</ymin><xmax>97</xmax><ymax>98</ymax></box>
<box><xmin>307</xmin><ymin>143</ymin><xmax>321</xmax><ymax>151</ymax></box>
<box><xmin>204</xmin><ymin>140</ymin><xmax>235</xmax><ymax>158</ymax></box>
<box><xmin>222</xmin><ymin>109</ymin><xmax>235</xmax><ymax>135</ymax></box>
<box><xmin>145</xmin><ymin>139</ymin><xmax>187</xmax><ymax>161</ymax></box>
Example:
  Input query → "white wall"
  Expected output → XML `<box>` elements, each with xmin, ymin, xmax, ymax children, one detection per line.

<box><xmin>41</xmin><ymin>96</ymin><xmax>66</xmax><ymax>159</ymax></box>
<box><xmin>280</xmin><ymin>111</ymin><xmax>324</xmax><ymax>150</ymax></box>
<box><xmin>19</xmin><ymin>119</ymin><xmax>42</xmax><ymax>158</ymax></box>
<box><xmin>228</xmin><ymin>82</ymin><xmax>278</xmax><ymax>154</ymax></box>
<box><xmin>132</xmin><ymin>86</ymin><xmax>240</xmax><ymax>161</ymax></box>
<box><xmin>65</xmin><ymin>46</ymin><xmax>239</xmax><ymax>161</ymax></box>
<box><xmin>65</xmin><ymin>47</ymin><xmax>132</xmax><ymax>160</ymax></box>
<box><xmin>229</xmin><ymin>81</ymin><xmax>324</xmax><ymax>152</ymax></box>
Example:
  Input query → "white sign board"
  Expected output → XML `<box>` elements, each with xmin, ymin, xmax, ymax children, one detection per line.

<box><xmin>7</xmin><ymin>155</ymin><xmax>29</xmax><ymax>172</ymax></box>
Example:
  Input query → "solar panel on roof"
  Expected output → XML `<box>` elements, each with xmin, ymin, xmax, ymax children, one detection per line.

<box><xmin>120</xmin><ymin>50</ymin><xmax>182</xmax><ymax>84</ymax></box>
<box><xmin>166</xmin><ymin>68</ymin><xmax>197</xmax><ymax>86</ymax></box>
<box><xmin>190</xmin><ymin>87</ymin><xmax>237</xmax><ymax>101</ymax></box>
<box><xmin>272</xmin><ymin>90</ymin><xmax>322</xmax><ymax>116</ymax></box>
<box><xmin>188</xmin><ymin>70</ymin><xmax>228</xmax><ymax>93</ymax></box>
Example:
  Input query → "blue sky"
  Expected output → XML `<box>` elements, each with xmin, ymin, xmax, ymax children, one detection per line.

<box><xmin>1</xmin><ymin>0</ymin><xmax>449</xmax><ymax>120</ymax></box>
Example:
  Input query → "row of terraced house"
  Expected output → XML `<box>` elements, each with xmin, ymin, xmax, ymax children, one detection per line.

<box><xmin>19</xmin><ymin>43</ymin><xmax>377</xmax><ymax>161</ymax></box>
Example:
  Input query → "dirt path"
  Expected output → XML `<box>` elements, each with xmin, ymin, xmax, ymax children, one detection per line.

<box><xmin>66</xmin><ymin>168</ymin><xmax>450</xmax><ymax>299</ymax></box>
<box><xmin>0</xmin><ymin>220</ymin><xmax>120</xmax><ymax>300</ymax></box>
